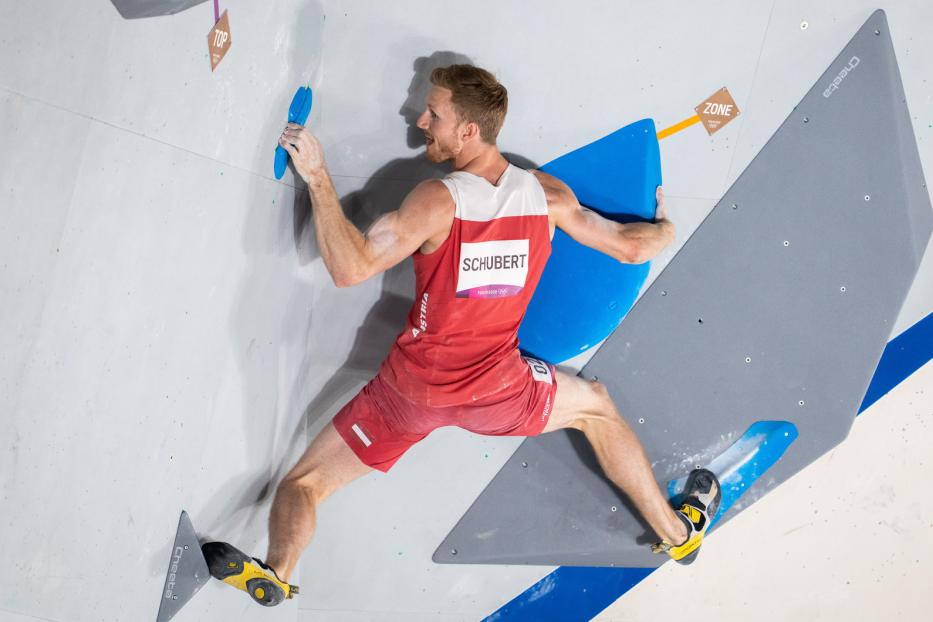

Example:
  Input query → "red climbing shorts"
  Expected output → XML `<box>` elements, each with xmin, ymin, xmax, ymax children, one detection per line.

<box><xmin>333</xmin><ymin>355</ymin><xmax>558</xmax><ymax>472</ymax></box>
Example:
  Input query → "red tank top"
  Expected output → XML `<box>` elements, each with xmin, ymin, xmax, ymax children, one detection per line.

<box><xmin>380</xmin><ymin>164</ymin><xmax>551</xmax><ymax>406</ymax></box>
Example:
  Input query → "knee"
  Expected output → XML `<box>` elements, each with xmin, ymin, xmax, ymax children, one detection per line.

<box><xmin>588</xmin><ymin>379</ymin><xmax>610</xmax><ymax>400</ymax></box>
<box><xmin>572</xmin><ymin>380</ymin><xmax>620</xmax><ymax>429</ymax></box>
<box><xmin>278</xmin><ymin>468</ymin><xmax>330</xmax><ymax>506</ymax></box>
<box><xmin>583</xmin><ymin>379</ymin><xmax>613</xmax><ymax>414</ymax></box>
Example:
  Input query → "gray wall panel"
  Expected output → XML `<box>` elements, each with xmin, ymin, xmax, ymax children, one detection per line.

<box><xmin>436</xmin><ymin>9</ymin><xmax>932</xmax><ymax>567</ymax></box>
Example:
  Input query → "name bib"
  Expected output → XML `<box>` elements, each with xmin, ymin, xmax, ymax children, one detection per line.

<box><xmin>456</xmin><ymin>239</ymin><xmax>529</xmax><ymax>298</ymax></box>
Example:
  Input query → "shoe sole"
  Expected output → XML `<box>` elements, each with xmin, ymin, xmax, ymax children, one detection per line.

<box><xmin>246</xmin><ymin>577</ymin><xmax>286</xmax><ymax>606</ymax></box>
<box><xmin>201</xmin><ymin>542</ymin><xmax>296</xmax><ymax>604</ymax></box>
<box><xmin>675</xmin><ymin>469</ymin><xmax>722</xmax><ymax>565</ymax></box>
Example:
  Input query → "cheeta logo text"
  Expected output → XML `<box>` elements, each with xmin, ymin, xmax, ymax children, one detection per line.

<box><xmin>164</xmin><ymin>546</ymin><xmax>184</xmax><ymax>599</ymax></box>
<box><xmin>412</xmin><ymin>292</ymin><xmax>428</xmax><ymax>338</ymax></box>
<box><xmin>823</xmin><ymin>56</ymin><xmax>860</xmax><ymax>98</ymax></box>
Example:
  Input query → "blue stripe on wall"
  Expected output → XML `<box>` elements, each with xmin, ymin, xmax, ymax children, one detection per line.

<box><xmin>484</xmin><ymin>567</ymin><xmax>654</xmax><ymax>622</ymax></box>
<box><xmin>859</xmin><ymin>313</ymin><xmax>933</xmax><ymax>413</ymax></box>
<box><xmin>485</xmin><ymin>312</ymin><xmax>932</xmax><ymax>622</ymax></box>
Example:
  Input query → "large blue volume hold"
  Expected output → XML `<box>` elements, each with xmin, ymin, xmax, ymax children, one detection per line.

<box><xmin>274</xmin><ymin>86</ymin><xmax>314</xmax><ymax>180</ymax></box>
<box><xmin>518</xmin><ymin>119</ymin><xmax>661</xmax><ymax>364</ymax></box>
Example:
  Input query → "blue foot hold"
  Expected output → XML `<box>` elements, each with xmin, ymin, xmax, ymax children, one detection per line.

<box><xmin>667</xmin><ymin>420</ymin><xmax>799</xmax><ymax>528</ymax></box>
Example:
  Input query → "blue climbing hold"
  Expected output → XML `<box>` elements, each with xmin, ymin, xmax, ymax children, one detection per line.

<box><xmin>519</xmin><ymin>118</ymin><xmax>662</xmax><ymax>364</ymax></box>
<box><xmin>274</xmin><ymin>86</ymin><xmax>314</xmax><ymax>180</ymax></box>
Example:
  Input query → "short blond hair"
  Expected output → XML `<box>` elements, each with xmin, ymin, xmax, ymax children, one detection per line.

<box><xmin>430</xmin><ymin>64</ymin><xmax>508</xmax><ymax>144</ymax></box>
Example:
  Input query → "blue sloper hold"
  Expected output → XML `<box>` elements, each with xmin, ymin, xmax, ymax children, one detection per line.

<box><xmin>518</xmin><ymin>119</ymin><xmax>661</xmax><ymax>364</ymax></box>
<box><xmin>665</xmin><ymin>421</ymin><xmax>799</xmax><ymax>527</ymax></box>
<box><xmin>274</xmin><ymin>87</ymin><xmax>314</xmax><ymax>180</ymax></box>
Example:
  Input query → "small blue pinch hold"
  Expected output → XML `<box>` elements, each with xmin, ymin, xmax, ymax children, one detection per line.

<box><xmin>274</xmin><ymin>86</ymin><xmax>314</xmax><ymax>180</ymax></box>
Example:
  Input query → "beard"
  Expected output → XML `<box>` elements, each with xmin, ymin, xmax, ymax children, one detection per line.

<box><xmin>424</xmin><ymin>134</ymin><xmax>460</xmax><ymax>163</ymax></box>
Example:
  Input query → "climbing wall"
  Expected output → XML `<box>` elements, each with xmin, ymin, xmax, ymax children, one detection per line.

<box><xmin>1</xmin><ymin>2</ymin><xmax>931</xmax><ymax>622</ymax></box>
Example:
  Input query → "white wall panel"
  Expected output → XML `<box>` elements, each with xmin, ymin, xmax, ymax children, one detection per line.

<box><xmin>319</xmin><ymin>0</ymin><xmax>775</xmax><ymax>206</ymax></box>
<box><xmin>0</xmin><ymin>1</ymin><xmax>114</xmax><ymax>113</ymax></box>
<box><xmin>1</xmin><ymin>117</ymin><xmax>316</xmax><ymax>621</ymax></box>
<box><xmin>0</xmin><ymin>92</ymin><xmax>91</xmax><ymax>413</ymax></box>
<box><xmin>0</xmin><ymin>1</ymin><xmax>325</xmax><ymax>182</ymax></box>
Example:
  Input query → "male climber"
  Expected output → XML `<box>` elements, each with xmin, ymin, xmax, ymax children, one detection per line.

<box><xmin>202</xmin><ymin>64</ymin><xmax>721</xmax><ymax>606</ymax></box>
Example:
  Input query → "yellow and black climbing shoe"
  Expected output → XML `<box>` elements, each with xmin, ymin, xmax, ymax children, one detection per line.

<box><xmin>201</xmin><ymin>542</ymin><xmax>298</xmax><ymax>606</ymax></box>
<box><xmin>651</xmin><ymin>468</ymin><xmax>721</xmax><ymax>565</ymax></box>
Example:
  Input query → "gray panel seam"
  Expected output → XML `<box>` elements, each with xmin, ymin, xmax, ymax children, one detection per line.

<box><xmin>723</xmin><ymin>0</ymin><xmax>777</xmax><ymax>188</ymax></box>
<box><xmin>0</xmin><ymin>84</ymin><xmax>301</xmax><ymax>189</ymax></box>
<box><xmin>0</xmin><ymin>606</ymin><xmax>61</xmax><ymax>622</ymax></box>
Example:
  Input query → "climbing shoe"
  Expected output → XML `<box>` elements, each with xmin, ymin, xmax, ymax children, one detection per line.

<box><xmin>651</xmin><ymin>468</ymin><xmax>721</xmax><ymax>564</ymax></box>
<box><xmin>201</xmin><ymin>541</ymin><xmax>298</xmax><ymax>606</ymax></box>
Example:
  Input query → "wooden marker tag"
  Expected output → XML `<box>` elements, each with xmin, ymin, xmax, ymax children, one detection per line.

<box><xmin>208</xmin><ymin>10</ymin><xmax>232</xmax><ymax>72</ymax></box>
<box><xmin>695</xmin><ymin>87</ymin><xmax>740</xmax><ymax>135</ymax></box>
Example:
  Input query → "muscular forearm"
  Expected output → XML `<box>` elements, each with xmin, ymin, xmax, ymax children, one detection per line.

<box><xmin>307</xmin><ymin>170</ymin><xmax>369</xmax><ymax>287</ymax></box>
<box><xmin>620</xmin><ymin>218</ymin><xmax>675</xmax><ymax>263</ymax></box>
<box><xmin>278</xmin><ymin>123</ymin><xmax>372</xmax><ymax>287</ymax></box>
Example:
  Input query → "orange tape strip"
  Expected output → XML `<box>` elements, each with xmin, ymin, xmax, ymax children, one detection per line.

<box><xmin>657</xmin><ymin>115</ymin><xmax>701</xmax><ymax>140</ymax></box>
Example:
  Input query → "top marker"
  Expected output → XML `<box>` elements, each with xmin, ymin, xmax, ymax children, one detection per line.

<box><xmin>208</xmin><ymin>10</ymin><xmax>232</xmax><ymax>72</ymax></box>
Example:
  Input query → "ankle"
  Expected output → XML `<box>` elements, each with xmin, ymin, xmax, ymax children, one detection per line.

<box><xmin>668</xmin><ymin>513</ymin><xmax>690</xmax><ymax>546</ymax></box>
<box><xmin>264</xmin><ymin>557</ymin><xmax>290</xmax><ymax>582</ymax></box>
